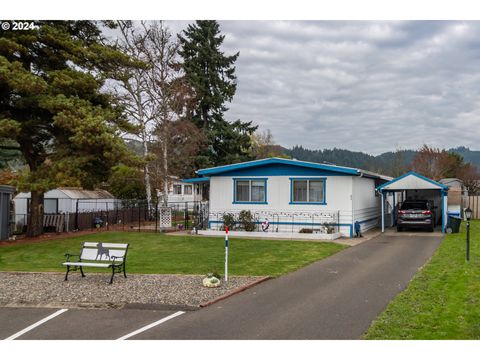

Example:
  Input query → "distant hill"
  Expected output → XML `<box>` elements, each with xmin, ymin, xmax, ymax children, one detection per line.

<box><xmin>284</xmin><ymin>146</ymin><xmax>480</xmax><ymax>177</ymax></box>
<box><xmin>449</xmin><ymin>146</ymin><xmax>480</xmax><ymax>167</ymax></box>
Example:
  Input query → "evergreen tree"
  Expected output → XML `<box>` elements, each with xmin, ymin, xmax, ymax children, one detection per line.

<box><xmin>178</xmin><ymin>20</ymin><xmax>257</xmax><ymax>166</ymax></box>
<box><xmin>0</xmin><ymin>21</ymin><xmax>137</xmax><ymax>236</ymax></box>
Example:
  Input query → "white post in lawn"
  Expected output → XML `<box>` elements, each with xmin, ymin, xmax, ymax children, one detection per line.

<box><xmin>381</xmin><ymin>191</ymin><xmax>385</xmax><ymax>232</ymax></box>
<box><xmin>225</xmin><ymin>226</ymin><xmax>229</xmax><ymax>282</ymax></box>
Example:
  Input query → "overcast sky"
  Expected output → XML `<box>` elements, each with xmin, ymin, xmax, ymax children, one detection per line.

<box><xmin>164</xmin><ymin>21</ymin><xmax>480</xmax><ymax>155</ymax></box>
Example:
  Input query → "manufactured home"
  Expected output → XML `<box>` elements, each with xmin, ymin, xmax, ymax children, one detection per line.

<box><xmin>193</xmin><ymin>157</ymin><xmax>393</xmax><ymax>238</ymax></box>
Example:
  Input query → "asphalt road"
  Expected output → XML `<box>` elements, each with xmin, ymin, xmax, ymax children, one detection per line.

<box><xmin>132</xmin><ymin>233</ymin><xmax>442</xmax><ymax>339</ymax></box>
<box><xmin>1</xmin><ymin>233</ymin><xmax>442</xmax><ymax>340</ymax></box>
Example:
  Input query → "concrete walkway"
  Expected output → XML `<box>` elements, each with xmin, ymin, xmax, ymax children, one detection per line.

<box><xmin>167</xmin><ymin>228</ymin><xmax>381</xmax><ymax>247</ymax></box>
<box><xmin>132</xmin><ymin>232</ymin><xmax>443</xmax><ymax>339</ymax></box>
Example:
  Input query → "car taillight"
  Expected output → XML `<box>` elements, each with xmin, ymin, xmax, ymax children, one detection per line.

<box><xmin>423</xmin><ymin>210</ymin><xmax>432</xmax><ymax>215</ymax></box>
<box><xmin>398</xmin><ymin>210</ymin><xmax>405</xmax><ymax>214</ymax></box>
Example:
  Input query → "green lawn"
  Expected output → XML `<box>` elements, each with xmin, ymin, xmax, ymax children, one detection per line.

<box><xmin>365</xmin><ymin>220</ymin><xmax>480</xmax><ymax>339</ymax></box>
<box><xmin>0</xmin><ymin>232</ymin><xmax>345</xmax><ymax>277</ymax></box>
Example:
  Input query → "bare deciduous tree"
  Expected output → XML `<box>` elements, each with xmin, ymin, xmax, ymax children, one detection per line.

<box><xmin>116</xmin><ymin>21</ymin><xmax>195</xmax><ymax>207</ymax></box>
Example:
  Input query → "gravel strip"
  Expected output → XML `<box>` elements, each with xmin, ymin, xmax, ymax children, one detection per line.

<box><xmin>0</xmin><ymin>272</ymin><xmax>263</xmax><ymax>309</ymax></box>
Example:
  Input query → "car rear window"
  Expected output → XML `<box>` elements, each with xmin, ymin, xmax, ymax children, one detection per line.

<box><xmin>400</xmin><ymin>201</ymin><xmax>428</xmax><ymax>210</ymax></box>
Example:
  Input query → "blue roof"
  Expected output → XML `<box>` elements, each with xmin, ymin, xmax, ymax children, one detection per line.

<box><xmin>376</xmin><ymin>171</ymin><xmax>449</xmax><ymax>191</ymax></box>
<box><xmin>197</xmin><ymin>157</ymin><xmax>362</xmax><ymax>177</ymax></box>
<box><xmin>182</xmin><ymin>177</ymin><xmax>210</xmax><ymax>183</ymax></box>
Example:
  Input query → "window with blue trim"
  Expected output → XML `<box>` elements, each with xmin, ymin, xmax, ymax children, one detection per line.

<box><xmin>291</xmin><ymin>179</ymin><xmax>325</xmax><ymax>204</ymax></box>
<box><xmin>234</xmin><ymin>179</ymin><xmax>267</xmax><ymax>203</ymax></box>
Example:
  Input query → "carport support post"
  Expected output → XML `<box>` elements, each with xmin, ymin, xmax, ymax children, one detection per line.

<box><xmin>381</xmin><ymin>191</ymin><xmax>385</xmax><ymax>232</ymax></box>
<box><xmin>441</xmin><ymin>190</ymin><xmax>446</xmax><ymax>234</ymax></box>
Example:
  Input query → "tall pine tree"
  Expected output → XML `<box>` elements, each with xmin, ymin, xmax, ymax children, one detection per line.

<box><xmin>178</xmin><ymin>20</ymin><xmax>257</xmax><ymax>167</ymax></box>
<box><xmin>0</xmin><ymin>21</ymin><xmax>137</xmax><ymax>236</ymax></box>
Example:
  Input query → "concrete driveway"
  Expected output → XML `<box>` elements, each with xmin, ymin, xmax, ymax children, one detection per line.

<box><xmin>131</xmin><ymin>232</ymin><xmax>443</xmax><ymax>339</ymax></box>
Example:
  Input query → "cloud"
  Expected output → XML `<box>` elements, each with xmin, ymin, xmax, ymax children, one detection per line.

<box><xmin>165</xmin><ymin>20</ymin><xmax>480</xmax><ymax>155</ymax></box>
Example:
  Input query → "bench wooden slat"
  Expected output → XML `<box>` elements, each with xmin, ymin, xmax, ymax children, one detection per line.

<box><xmin>63</xmin><ymin>262</ymin><xmax>112</xmax><ymax>268</ymax></box>
<box><xmin>82</xmin><ymin>242</ymin><xmax>129</xmax><ymax>249</ymax></box>
<box><xmin>80</xmin><ymin>248</ymin><xmax>126</xmax><ymax>261</ymax></box>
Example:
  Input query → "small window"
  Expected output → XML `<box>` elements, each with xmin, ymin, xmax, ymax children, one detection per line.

<box><xmin>291</xmin><ymin>179</ymin><xmax>325</xmax><ymax>203</ymax></box>
<box><xmin>184</xmin><ymin>185</ymin><xmax>193</xmax><ymax>195</ymax></box>
<box><xmin>173</xmin><ymin>184</ymin><xmax>182</xmax><ymax>195</ymax></box>
<box><xmin>27</xmin><ymin>198</ymin><xmax>58</xmax><ymax>214</ymax></box>
<box><xmin>234</xmin><ymin>179</ymin><xmax>266</xmax><ymax>203</ymax></box>
<box><xmin>44</xmin><ymin>199</ymin><xmax>58</xmax><ymax>214</ymax></box>
<box><xmin>236</xmin><ymin>181</ymin><xmax>250</xmax><ymax>202</ymax></box>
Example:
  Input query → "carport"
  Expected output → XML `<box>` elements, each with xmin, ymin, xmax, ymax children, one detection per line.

<box><xmin>376</xmin><ymin>171</ymin><xmax>449</xmax><ymax>234</ymax></box>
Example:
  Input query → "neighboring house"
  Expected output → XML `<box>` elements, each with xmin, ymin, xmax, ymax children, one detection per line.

<box><xmin>164</xmin><ymin>178</ymin><xmax>209</xmax><ymax>204</ymax></box>
<box><xmin>438</xmin><ymin>178</ymin><xmax>468</xmax><ymax>217</ymax></box>
<box><xmin>157</xmin><ymin>176</ymin><xmax>208</xmax><ymax>208</ymax></box>
<box><xmin>14</xmin><ymin>188</ymin><xmax>118</xmax><ymax>228</ymax></box>
<box><xmin>194</xmin><ymin>157</ymin><xmax>392</xmax><ymax>237</ymax></box>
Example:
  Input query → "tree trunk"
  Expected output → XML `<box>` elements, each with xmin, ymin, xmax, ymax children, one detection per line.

<box><xmin>202</xmin><ymin>107</ymin><xmax>208</xmax><ymax>128</ymax></box>
<box><xmin>142</xmin><ymin>136</ymin><xmax>152</xmax><ymax>211</ymax></box>
<box><xmin>27</xmin><ymin>190</ymin><xmax>44</xmax><ymax>237</ymax></box>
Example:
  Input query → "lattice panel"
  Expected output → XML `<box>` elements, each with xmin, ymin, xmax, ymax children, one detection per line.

<box><xmin>159</xmin><ymin>207</ymin><xmax>172</xmax><ymax>228</ymax></box>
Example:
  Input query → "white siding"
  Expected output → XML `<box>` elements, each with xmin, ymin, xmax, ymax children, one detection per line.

<box><xmin>13</xmin><ymin>198</ymin><xmax>28</xmax><ymax>215</ymax></box>
<box><xmin>209</xmin><ymin>175</ymin><xmax>355</xmax><ymax>236</ymax></box>
<box><xmin>74</xmin><ymin>199</ymin><xmax>117</xmax><ymax>213</ymax></box>
<box><xmin>352</xmin><ymin>176</ymin><xmax>381</xmax><ymax>232</ymax></box>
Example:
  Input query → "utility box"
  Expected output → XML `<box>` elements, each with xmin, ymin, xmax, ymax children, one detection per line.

<box><xmin>0</xmin><ymin>185</ymin><xmax>15</xmax><ymax>241</ymax></box>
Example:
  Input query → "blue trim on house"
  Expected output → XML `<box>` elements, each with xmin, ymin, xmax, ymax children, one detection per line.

<box><xmin>203</xmin><ymin>163</ymin><xmax>355</xmax><ymax>178</ymax></box>
<box><xmin>197</xmin><ymin>157</ymin><xmax>360</xmax><ymax>177</ymax></box>
<box><xmin>181</xmin><ymin>177</ymin><xmax>210</xmax><ymax>183</ymax></box>
<box><xmin>232</xmin><ymin>178</ymin><xmax>268</xmax><ymax>204</ymax></box>
<box><xmin>376</xmin><ymin>171</ymin><xmax>449</xmax><ymax>192</ymax></box>
<box><xmin>289</xmin><ymin>177</ymin><xmax>327</xmax><ymax>205</ymax></box>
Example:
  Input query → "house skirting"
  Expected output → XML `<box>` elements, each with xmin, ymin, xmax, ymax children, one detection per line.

<box><xmin>198</xmin><ymin>229</ymin><xmax>342</xmax><ymax>240</ymax></box>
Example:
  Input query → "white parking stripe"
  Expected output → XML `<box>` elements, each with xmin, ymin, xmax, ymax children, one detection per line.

<box><xmin>5</xmin><ymin>309</ymin><xmax>69</xmax><ymax>340</ymax></box>
<box><xmin>116</xmin><ymin>311</ymin><xmax>185</xmax><ymax>340</ymax></box>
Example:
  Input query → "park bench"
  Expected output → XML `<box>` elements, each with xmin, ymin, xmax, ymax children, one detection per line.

<box><xmin>63</xmin><ymin>242</ymin><xmax>129</xmax><ymax>284</ymax></box>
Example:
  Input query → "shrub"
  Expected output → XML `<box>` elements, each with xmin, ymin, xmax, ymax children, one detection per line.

<box><xmin>324</xmin><ymin>223</ymin><xmax>337</xmax><ymax>234</ymax></box>
<box><xmin>238</xmin><ymin>210</ymin><xmax>256</xmax><ymax>232</ymax></box>
<box><xmin>206</xmin><ymin>268</ymin><xmax>221</xmax><ymax>279</ymax></box>
<box><xmin>222</xmin><ymin>213</ymin><xmax>236</xmax><ymax>231</ymax></box>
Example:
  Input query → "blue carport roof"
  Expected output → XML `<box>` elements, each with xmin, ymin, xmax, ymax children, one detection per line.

<box><xmin>376</xmin><ymin>171</ymin><xmax>449</xmax><ymax>192</ymax></box>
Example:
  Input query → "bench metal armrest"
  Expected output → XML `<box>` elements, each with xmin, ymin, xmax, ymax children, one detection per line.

<box><xmin>64</xmin><ymin>253</ymin><xmax>80</xmax><ymax>262</ymax></box>
<box><xmin>110</xmin><ymin>256</ymin><xmax>124</xmax><ymax>265</ymax></box>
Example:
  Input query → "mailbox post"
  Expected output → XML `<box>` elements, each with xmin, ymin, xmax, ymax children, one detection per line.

<box><xmin>225</xmin><ymin>226</ymin><xmax>229</xmax><ymax>282</ymax></box>
<box><xmin>465</xmin><ymin>207</ymin><xmax>472</xmax><ymax>261</ymax></box>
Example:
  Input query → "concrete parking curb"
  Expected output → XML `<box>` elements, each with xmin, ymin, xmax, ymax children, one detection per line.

<box><xmin>199</xmin><ymin>276</ymin><xmax>271</xmax><ymax>308</ymax></box>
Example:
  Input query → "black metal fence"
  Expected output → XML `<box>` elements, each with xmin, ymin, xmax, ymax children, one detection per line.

<box><xmin>13</xmin><ymin>200</ymin><xmax>209</xmax><ymax>234</ymax></box>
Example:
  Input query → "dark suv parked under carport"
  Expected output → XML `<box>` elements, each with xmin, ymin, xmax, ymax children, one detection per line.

<box><xmin>397</xmin><ymin>200</ymin><xmax>435</xmax><ymax>232</ymax></box>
